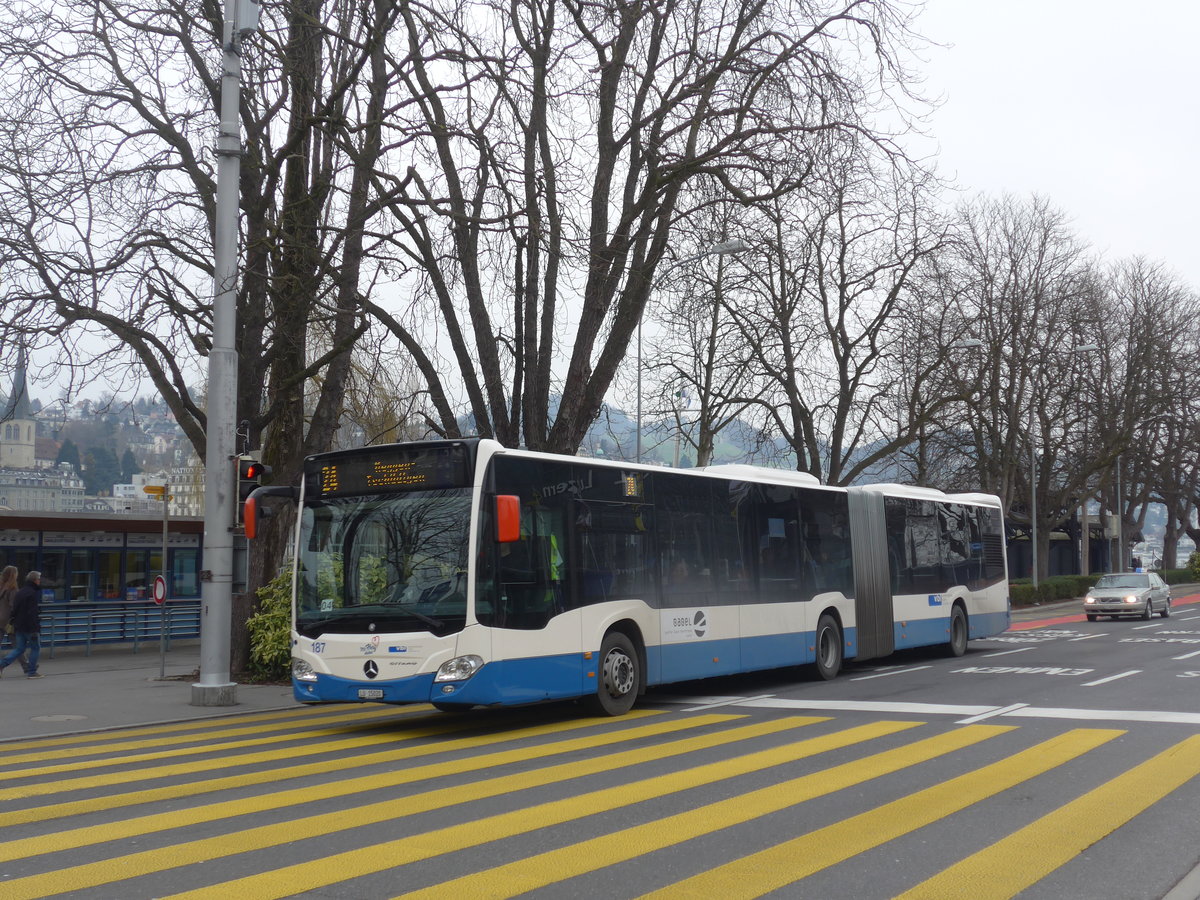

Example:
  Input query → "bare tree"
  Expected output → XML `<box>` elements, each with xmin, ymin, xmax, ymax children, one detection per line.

<box><xmin>362</xmin><ymin>0</ymin><xmax>926</xmax><ymax>454</ymax></box>
<box><xmin>931</xmin><ymin>195</ymin><xmax>1107</xmax><ymax>581</ymax></box>
<box><xmin>0</xmin><ymin>0</ymin><xmax>397</xmax><ymax>663</ymax></box>
<box><xmin>1077</xmin><ymin>258</ymin><xmax>1200</xmax><ymax>569</ymax></box>
<box><xmin>715</xmin><ymin>143</ymin><xmax>949</xmax><ymax>484</ymax></box>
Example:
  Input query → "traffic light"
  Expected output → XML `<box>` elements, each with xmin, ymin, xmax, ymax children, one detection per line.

<box><xmin>237</xmin><ymin>454</ymin><xmax>273</xmax><ymax>527</ymax></box>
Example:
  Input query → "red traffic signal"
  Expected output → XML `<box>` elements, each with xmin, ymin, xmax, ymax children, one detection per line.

<box><xmin>237</xmin><ymin>455</ymin><xmax>273</xmax><ymax>527</ymax></box>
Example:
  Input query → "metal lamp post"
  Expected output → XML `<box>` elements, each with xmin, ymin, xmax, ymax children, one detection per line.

<box><xmin>636</xmin><ymin>239</ymin><xmax>748</xmax><ymax>463</ymax></box>
<box><xmin>194</xmin><ymin>0</ymin><xmax>259</xmax><ymax>707</ymax></box>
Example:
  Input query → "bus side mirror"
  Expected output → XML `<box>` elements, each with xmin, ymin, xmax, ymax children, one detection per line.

<box><xmin>244</xmin><ymin>495</ymin><xmax>270</xmax><ymax>539</ymax></box>
<box><xmin>243</xmin><ymin>485</ymin><xmax>298</xmax><ymax>539</ymax></box>
<box><xmin>496</xmin><ymin>495</ymin><xmax>521</xmax><ymax>543</ymax></box>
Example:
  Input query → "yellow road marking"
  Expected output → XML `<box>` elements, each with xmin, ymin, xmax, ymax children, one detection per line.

<box><xmin>154</xmin><ymin>719</ymin><xmax>931</xmax><ymax>900</ymax></box>
<box><xmin>637</xmin><ymin>728</ymin><xmax>1124</xmax><ymax>899</ymax></box>
<box><xmin>402</xmin><ymin>723</ymin><xmax>1036</xmax><ymax>899</ymax></box>
<box><xmin>3</xmin><ymin>706</ymin><xmax>445</xmax><ymax>775</ymax></box>
<box><xmin>0</xmin><ymin>703</ymin><xmax>404</xmax><ymax>754</ymax></box>
<box><xmin>2</xmin><ymin>709</ymin><xmax>663</xmax><ymax>827</ymax></box>
<box><xmin>898</xmin><ymin>733</ymin><xmax>1200</xmax><ymax>900</ymax></box>
<box><xmin>0</xmin><ymin>711</ymin><xmax>711</xmax><ymax>864</ymax></box>
<box><xmin>2</xmin><ymin>715</ymin><xmax>802</xmax><ymax>898</ymax></box>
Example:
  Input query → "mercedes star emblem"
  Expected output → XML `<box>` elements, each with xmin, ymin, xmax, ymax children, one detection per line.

<box><xmin>363</xmin><ymin>660</ymin><xmax>379</xmax><ymax>679</ymax></box>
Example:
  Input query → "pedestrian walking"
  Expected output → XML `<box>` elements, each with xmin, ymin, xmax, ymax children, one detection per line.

<box><xmin>0</xmin><ymin>570</ymin><xmax>42</xmax><ymax>678</ymax></box>
<box><xmin>0</xmin><ymin>565</ymin><xmax>28</xmax><ymax>672</ymax></box>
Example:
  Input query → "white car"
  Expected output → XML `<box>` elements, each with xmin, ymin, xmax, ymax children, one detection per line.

<box><xmin>1084</xmin><ymin>573</ymin><xmax>1171</xmax><ymax>621</ymax></box>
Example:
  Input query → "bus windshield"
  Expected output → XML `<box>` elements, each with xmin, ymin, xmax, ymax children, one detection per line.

<box><xmin>295</xmin><ymin>488</ymin><xmax>472</xmax><ymax>638</ymax></box>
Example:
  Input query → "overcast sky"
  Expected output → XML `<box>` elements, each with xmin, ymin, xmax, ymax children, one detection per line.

<box><xmin>916</xmin><ymin>1</ymin><xmax>1200</xmax><ymax>289</ymax></box>
<box><xmin>18</xmin><ymin>2</ymin><xmax>1200</xmax><ymax>406</ymax></box>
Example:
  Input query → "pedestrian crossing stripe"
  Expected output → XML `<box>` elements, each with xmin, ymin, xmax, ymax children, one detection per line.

<box><xmin>897</xmin><ymin>733</ymin><xmax>1200</xmax><ymax>899</ymax></box>
<box><xmin>2</xmin><ymin>705</ymin><xmax>449</xmax><ymax>774</ymax></box>
<box><xmin>0</xmin><ymin>715</ymin><xmax>824</xmax><ymax>896</ymax></box>
<box><xmin>157</xmin><ymin>722</ymin><xmax>985</xmax><ymax>900</ymax></box>
<box><xmin>635</xmin><ymin>727</ymin><xmax>1122</xmax><ymax>899</ymax></box>
<box><xmin>0</xmin><ymin>709</ymin><xmax>666</xmax><ymax>818</ymax></box>
<box><xmin>0</xmin><ymin>703</ymin><xmax>407</xmax><ymax>754</ymax></box>
<box><xmin>5</xmin><ymin>711</ymin><xmax>1200</xmax><ymax>900</ymax></box>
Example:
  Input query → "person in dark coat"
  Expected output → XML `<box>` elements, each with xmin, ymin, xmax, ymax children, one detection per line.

<box><xmin>1</xmin><ymin>570</ymin><xmax>42</xmax><ymax>678</ymax></box>
<box><xmin>0</xmin><ymin>564</ymin><xmax>29</xmax><ymax>672</ymax></box>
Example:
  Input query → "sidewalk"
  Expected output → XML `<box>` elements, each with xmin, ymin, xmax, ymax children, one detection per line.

<box><xmin>0</xmin><ymin>640</ymin><xmax>295</xmax><ymax>741</ymax></box>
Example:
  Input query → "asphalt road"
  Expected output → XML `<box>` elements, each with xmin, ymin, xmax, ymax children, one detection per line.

<box><xmin>5</xmin><ymin>599</ymin><xmax>1200</xmax><ymax>899</ymax></box>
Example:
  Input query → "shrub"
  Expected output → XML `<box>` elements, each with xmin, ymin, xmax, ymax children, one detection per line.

<box><xmin>1186</xmin><ymin>552</ymin><xmax>1200</xmax><ymax>581</ymax></box>
<box><xmin>1162</xmin><ymin>567</ymin><xmax>1193</xmax><ymax>586</ymax></box>
<box><xmin>246</xmin><ymin>565</ymin><xmax>293</xmax><ymax>681</ymax></box>
<box><xmin>1009</xmin><ymin>574</ymin><xmax>1099</xmax><ymax>606</ymax></box>
<box><xmin>1009</xmin><ymin>582</ymin><xmax>1038</xmax><ymax>606</ymax></box>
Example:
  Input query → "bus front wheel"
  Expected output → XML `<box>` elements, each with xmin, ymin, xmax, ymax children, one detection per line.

<box><xmin>813</xmin><ymin>614</ymin><xmax>842</xmax><ymax>681</ymax></box>
<box><xmin>588</xmin><ymin>631</ymin><xmax>641</xmax><ymax>716</ymax></box>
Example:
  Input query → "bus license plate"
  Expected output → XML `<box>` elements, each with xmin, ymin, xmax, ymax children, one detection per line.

<box><xmin>357</xmin><ymin>689</ymin><xmax>384</xmax><ymax>699</ymax></box>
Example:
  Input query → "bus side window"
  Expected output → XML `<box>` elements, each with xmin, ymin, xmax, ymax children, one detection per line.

<box><xmin>753</xmin><ymin>486</ymin><xmax>801</xmax><ymax>601</ymax></box>
<box><xmin>494</xmin><ymin>509</ymin><xmax>565</xmax><ymax>629</ymax></box>
<box><xmin>573</xmin><ymin>501</ymin><xmax>652</xmax><ymax>605</ymax></box>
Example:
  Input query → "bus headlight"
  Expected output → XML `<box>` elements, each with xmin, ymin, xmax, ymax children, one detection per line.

<box><xmin>435</xmin><ymin>655</ymin><xmax>484</xmax><ymax>682</ymax></box>
<box><xmin>292</xmin><ymin>658</ymin><xmax>318</xmax><ymax>682</ymax></box>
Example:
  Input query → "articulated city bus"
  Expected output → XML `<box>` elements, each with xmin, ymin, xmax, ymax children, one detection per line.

<box><xmin>259</xmin><ymin>438</ymin><xmax>1008</xmax><ymax>715</ymax></box>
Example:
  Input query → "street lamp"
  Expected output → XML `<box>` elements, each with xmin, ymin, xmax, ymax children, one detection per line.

<box><xmin>636</xmin><ymin>239</ymin><xmax>749</xmax><ymax>463</ymax></box>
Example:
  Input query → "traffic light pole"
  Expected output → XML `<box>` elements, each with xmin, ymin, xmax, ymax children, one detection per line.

<box><xmin>193</xmin><ymin>0</ymin><xmax>257</xmax><ymax>707</ymax></box>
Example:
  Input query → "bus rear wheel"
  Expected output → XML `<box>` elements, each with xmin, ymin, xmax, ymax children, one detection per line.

<box><xmin>587</xmin><ymin>631</ymin><xmax>641</xmax><ymax>716</ymax></box>
<box><xmin>946</xmin><ymin>604</ymin><xmax>968</xmax><ymax>657</ymax></box>
<box><xmin>813</xmin><ymin>614</ymin><xmax>842</xmax><ymax>681</ymax></box>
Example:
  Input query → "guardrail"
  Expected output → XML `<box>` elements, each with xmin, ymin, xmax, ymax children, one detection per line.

<box><xmin>11</xmin><ymin>601</ymin><xmax>203</xmax><ymax>657</ymax></box>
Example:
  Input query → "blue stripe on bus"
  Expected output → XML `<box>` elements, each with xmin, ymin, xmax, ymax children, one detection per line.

<box><xmin>294</xmin><ymin>672</ymin><xmax>437</xmax><ymax>704</ymax></box>
<box><xmin>972</xmin><ymin>608</ymin><xmax>1011</xmax><ymax>638</ymax></box>
<box><xmin>293</xmin><ymin>654</ymin><xmax>588</xmax><ymax>707</ymax></box>
<box><xmin>296</xmin><ymin>609</ymin><xmax>1016</xmax><ymax>707</ymax></box>
<box><xmin>647</xmin><ymin>626</ymin><xmax>860</xmax><ymax>683</ymax></box>
<box><xmin>892</xmin><ymin>608</ymin><xmax>1010</xmax><ymax>650</ymax></box>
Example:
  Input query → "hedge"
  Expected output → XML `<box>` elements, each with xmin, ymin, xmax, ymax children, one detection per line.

<box><xmin>1010</xmin><ymin>569</ymin><xmax>1194</xmax><ymax>606</ymax></box>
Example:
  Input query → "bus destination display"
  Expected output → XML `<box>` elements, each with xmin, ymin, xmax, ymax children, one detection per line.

<box><xmin>311</xmin><ymin>446</ymin><xmax>470</xmax><ymax>496</ymax></box>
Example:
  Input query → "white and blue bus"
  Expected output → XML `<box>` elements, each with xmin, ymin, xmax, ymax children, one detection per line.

<box><xmin>264</xmin><ymin>438</ymin><xmax>1008</xmax><ymax>715</ymax></box>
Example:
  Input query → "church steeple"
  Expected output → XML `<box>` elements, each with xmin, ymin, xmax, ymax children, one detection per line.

<box><xmin>2</xmin><ymin>343</ymin><xmax>33</xmax><ymax>422</ymax></box>
<box><xmin>1</xmin><ymin>342</ymin><xmax>36</xmax><ymax>468</ymax></box>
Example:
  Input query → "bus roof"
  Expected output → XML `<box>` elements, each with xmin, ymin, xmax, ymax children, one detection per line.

<box><xmin>700</xmin><ymin>464</ymin><xmax>821</xmax><ymax>486</ymax></box>
<box><xmin>857</xmin><ymin>482</ymin><xmax>1002</xmax><ymax>508</ymax></box>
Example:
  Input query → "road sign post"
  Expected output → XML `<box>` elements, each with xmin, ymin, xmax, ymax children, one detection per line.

<box><xmin>145</xmin><ymin>483</ymin><xmax>170</xmax><ymax>677</ymax></box>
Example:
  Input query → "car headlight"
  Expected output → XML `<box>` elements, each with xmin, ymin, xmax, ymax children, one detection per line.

<box><xmin>1124</xmin><ymin>595</ymin><xmax>1139</xmax><ymax>604</ymax></box>
<box><xmin>292</xmin><ymin>658</ymin><xmax>319</xmax><ymax>682</ymax></box>
<box><xmin>435</xmin><ymin>655</ymin><xmax>484</xmax><ymax>682</ymax></box>
<box><xmin>1084</xmin><ymin>596</ymin><xmax>1095</xmax><ymax>604</ymax></box>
